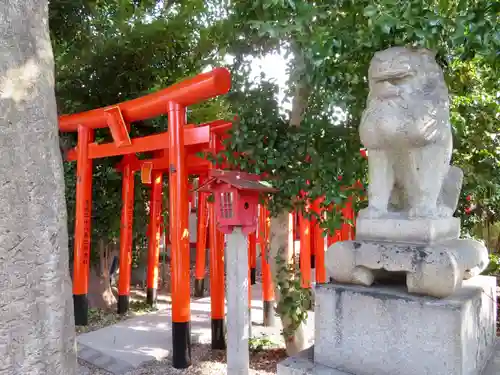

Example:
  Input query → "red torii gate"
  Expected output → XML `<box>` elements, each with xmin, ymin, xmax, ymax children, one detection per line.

<box><xmin>112</xmin><ymin>120</ymin><xmax>232</xmax><ymax>310</ymax></box>
<box><xmin>59</xmin><ymin>68</ymin><xmax>231</xmax><ymax>369</ymax></box>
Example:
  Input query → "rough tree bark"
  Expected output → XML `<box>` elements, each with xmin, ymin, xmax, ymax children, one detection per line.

<box><xmin>269</xmin><ymin>46</ymin><xmax>311</xmax><ymax>356</ymax></box>
<box><xmin>0</xmin><ymin>1</ymin><xmax>77</xmax><ymax>374</ymax></box>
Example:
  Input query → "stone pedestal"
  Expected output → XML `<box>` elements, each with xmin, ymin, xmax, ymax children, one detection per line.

<box><xmin>355</xmin><ymin>216</ymin><xmax>461</xmax><ymax>244</ymax></box>
<box><xmin>326</xmin><ymin>238</ymin><xmax>489</xmax><ymax>298</ymax></box>
<box><xmin>278</xmin><ymin>276</ymin><xmax>499</xmax><ymax>375</ymax></box>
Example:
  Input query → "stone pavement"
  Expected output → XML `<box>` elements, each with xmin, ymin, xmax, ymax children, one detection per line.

<box><xmin>77</xmin><ymin>282</ymin><xmax>315</xmax><ymax>374</ymax></box>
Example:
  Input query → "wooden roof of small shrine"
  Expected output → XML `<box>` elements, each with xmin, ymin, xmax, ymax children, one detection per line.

<box><xmin>195</xmin><ymin>169</ymin><xmax>277</xmax><ymax>193</ymax></box>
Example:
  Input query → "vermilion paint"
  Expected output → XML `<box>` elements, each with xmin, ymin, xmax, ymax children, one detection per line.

<box><xmin>167</xmin><ymin>103</ymin><xmax>190</xmax><ymax>322</ymax></box>
<box><xmin>341</xmin><ymin>198</ymin><xmax>355</xmax><ymax>241</ymax></box>
<box><xmin>59</xmin><ymin>68</ymin><xmax>231</xmax><ymax>132</ymax></box>
<box><xmin>73</xmin><ymin>127</ymin><xmax>94</xmax><ymax>295</ymax></box>
<box><xmin>298</xmin><ymin>212</ymin><xmax>311</xmax><ymax>288</ymax></box>
<box><xmin>311</xmin><ymin>198</ymin><xmax>326</xmax><ymax>283</ymax></box>
<box><xmin>118</xmin><ymin>155</ymin><xmax>135</xmax><ymax>313</ymax></box>
<box><xmin>194</xmin><ymin>184</ymin><xmax>209</xmax><ymax>296</ymax></box>
<box><xmin>146</xmin><ymin>171</ymin><xmax>163</xmax><ymax>303</ymax></box>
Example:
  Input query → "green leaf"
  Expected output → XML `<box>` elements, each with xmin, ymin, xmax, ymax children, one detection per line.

<box><xmin>363</xmin><ymin>5</ymin><xmax>378</xmax><ymax>17</ymax></box>
<box><xmin>377</xmin><ymin>14</ymin><xmax>397</xmax><ymax>34</ymax></box>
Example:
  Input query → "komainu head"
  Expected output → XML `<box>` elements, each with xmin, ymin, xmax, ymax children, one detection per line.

<box><xmin>360</xmin><ymin>46</ymin><xmax>451</xmax><ymax>149</ymax></box>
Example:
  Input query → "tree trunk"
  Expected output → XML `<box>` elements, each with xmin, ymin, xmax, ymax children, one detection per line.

<box><xmin>87</xmin><ymin>239</ymin><xmax>117</xmax><ymax>310</ymax></box>
<box><xmin>269</xmin><ymin>212</ymin><xmax>308</xmax><ymax>355</ymax></box>
<box><xmin>0</xmin><ymin>2</ymin><xmax>77</xmax><ymax>374</ymax></box>
<box><xmin>269</xmin><ymin>45</ymin><xmax>311</xmax><ymax>356</ymax></box>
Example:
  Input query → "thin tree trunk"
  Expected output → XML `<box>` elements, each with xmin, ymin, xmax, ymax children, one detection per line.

<box><xmin>0</xmin><ymin>2</ymin><xmax>77</xmax><ymax>374</ymax></box>
<box><xmin>269</xmin><ymin>212</ymin><xmax>308</xmax><ymax>355</ymax></box>
<box><xmin>269</xmin><ymin>44</ymin><xmax>311</xmax><ymax>355</ymax></box>
<box><xmin>88</xmin><ymin>239</ymin><xmax>117</xmax><ymax>310</ymax></box>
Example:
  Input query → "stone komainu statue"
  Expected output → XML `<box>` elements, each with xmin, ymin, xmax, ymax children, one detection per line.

<box><xmin>358</xmin><ymin>47</ymin><xmax>463</xmax><ymax>219</ymax></box>
<box><xmin>326</xmin><ymin>46</ymin><xmax>489</xmax><ymax>299</ymax></box>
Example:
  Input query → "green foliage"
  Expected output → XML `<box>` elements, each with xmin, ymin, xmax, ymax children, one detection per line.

<box><xmin>208</xmin><ymin>74</ymin><xmax>367</xmax><ymax>228</ymax></box>
<box><xmin>449</xmin><ymin>57</ymin><xmax>500</xmax><ymax>240</ymax></box>
<box><xmin>248</xmin><ymin>334</ymin><xmax>279</xmax><ymax>352</ymax></box>
<box><xmin>128</xmin><ymin>299</ymin><xmax>159</xmax><ymax>313</ymax></box>
<box><xmin>216</xmin><ymin>0</ymin><xmax>498</xmax><ymax>234</ymax></box>
<box><xmin>482</xmin><ymin>253</ymin><xmax>500</xmax><ymax>276</ymax></box>
<box><xmin>210</xmin><ymin>0</ymin><xmax>499</xmax><ymax>341</ymax></box>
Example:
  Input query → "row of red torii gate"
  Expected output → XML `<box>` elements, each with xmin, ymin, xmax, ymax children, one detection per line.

<box><xmin>58</xmin><ymin>68</ymin><xmax>358</xmax><ymax>369</ymax></box>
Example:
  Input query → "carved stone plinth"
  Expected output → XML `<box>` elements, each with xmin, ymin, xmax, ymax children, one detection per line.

<box><xmin>325</xmin><ymin>237</ymin><xmax>488</xmax><ymax>298</ymax></box>
<box><xmin>356</xmin><ymin>216</ymin><xmax>460</xmax><ymax>244</ymax></box>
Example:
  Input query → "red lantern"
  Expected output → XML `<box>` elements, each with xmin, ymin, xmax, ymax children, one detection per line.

<box><xmin>196</xmin><ymin>169</ymin><xmax>277</xmax><ymax>234</ymax></box>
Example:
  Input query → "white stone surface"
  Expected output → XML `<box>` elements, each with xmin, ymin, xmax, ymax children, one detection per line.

<box><xmin>358</xmin><ymin>46</ymin><xmax>463</xmax><ymax>220</ymax></box>
<box><xmin>77</xmin><ymin>300</ymin><xmax>214</xmax><ymax>372</ymax></box>
<box><xmin>326</xmin><ymin>238</ymin><xmax>489</xmax><ymax>298</ymax></box>
<box><xmin>313</xmin><ymin>276</ymin><xmax>497</xmax><ymax>375</ymax></box>
<box><xmin>356</xmin><ymin>216</ymin><xmax>460</xmax><ymax>244</ymax></box>
<box><xmin>278</xmin><ymin>340</ymin><xmax>500</xmax><ymax>375</ymax></box>
<box><xmin>226</xmin><ymin>228</ymin><xmax>250</xmax><ymax>375</ymax></box>
<box><xmin>483</xmin><ymin>339</ymin><xmax>500</xmax><ymax>375</ymax></box>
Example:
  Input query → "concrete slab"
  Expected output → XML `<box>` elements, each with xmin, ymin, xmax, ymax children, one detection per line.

<box><xmin>77</xmin><ymin>282</ymin><xmax>315</xmax><ymax>374</ymax></box>
<box><xmin>77</xmin><ymin>299</ymin><xmax>213</xmax><ymax>373</ymax></box>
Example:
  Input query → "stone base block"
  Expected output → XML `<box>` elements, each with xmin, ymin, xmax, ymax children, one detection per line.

<box><xmin>314</xmin><ymin>276</ymin><xmax>497</xmax><ymax>375</ymax></box>
<box><xmin>356</xmin><ymin>216</ymin><xmax>460</xmax><ymax>244</ymax></box>
<box><xmin>325</xmin><ymin>238</ymin><xmax>489</xmax><ymax>298</ymax></box>
<box><xmin>278</xmin><ymin>340</ymin><xmax>500</xmax><ymax>375</ymax></box>
<box><xmin>277</xmin><ymin>347</ymin><xmax>348</xmax><ymax>375</ymax></box>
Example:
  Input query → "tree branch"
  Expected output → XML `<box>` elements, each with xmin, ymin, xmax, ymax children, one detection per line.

<box><xmin>289</xmin><ymin>43</ymin><xmax>310</xmax><ymax>128</ymax></box>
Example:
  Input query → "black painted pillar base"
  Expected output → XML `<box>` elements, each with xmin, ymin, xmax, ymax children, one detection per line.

<box><xmin>117</xmin><ymin>295</ymin><xmax>129</xmax><ymax>315</ymax></box>
<box><xmin>194</xmin><ymin>279</ymin><xmax>204</xmax><ymax>298</ymax></box>
<box><xmin>263</xmin><ymin>300</ymin><xmax>276</xmax><ymax>327</ymax></box>
<box><xmin>172</xmin><ymin>321</ymin><xmax>192</xmax><ymax>368</ymax></box>
<box><xmin>311</xmin><ymin>254</ymin><xmax>316</xmax><ymax>269</ymax></box>
<box><xmin>146</xmin><ymin>288</ymin><xmax>157</xmax><ymax>306</ymax></box>
<box><xmin>211</xmin><ymin>318</ymin><xmax>226</xmax><ymax>350</ymax></box>
<box><xmin>250</xmin><ymin>267</ymin><xmax>256</xmax><ymax>285</ymax></box>
<box><xmin>73</xmin><ymin>294</ymin><xmax>88</xmax><ymax>326</ymax></box>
